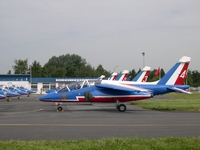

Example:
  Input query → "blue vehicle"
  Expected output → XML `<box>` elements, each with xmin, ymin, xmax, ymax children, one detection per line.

<box><xmin>0</xmin><ymin>87</ymin><xmax>20</xmax><ymax>102</ymax></box>
<box><xmin>7</xmin><ymin>86</ymin><xmax>29</xmax><ymax>99</ymax></box>
<box><xmin>18</xmin><ymin>86</ymin><xmax>36</xmax><ymax>96</ymax></box>
<box><xmin>39</xmin><ymin>79</ymin><xmax>152</xmax><ymax>112</ymax></box>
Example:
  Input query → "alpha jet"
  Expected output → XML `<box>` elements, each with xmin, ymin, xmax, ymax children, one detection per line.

<box><xmin>39</xmin><ymin>79</ymin><xmax>152</xmax><ymax>112</ymax></box>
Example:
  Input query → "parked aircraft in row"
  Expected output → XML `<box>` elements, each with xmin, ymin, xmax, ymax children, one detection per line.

<box><xmin>39</xmin><ymin>56</ymin><xmax>191</xmax><ymax>112</ymax></box>
<box><xmin>0</xmin><ymin>85</ymin><xmax>36</xmax><ymax>102</ymax></box>
<box><xmin>0</xmin><ymin>86</ymin><xmax>20</xmax><ymax>102</ymax></box>
<box><xmin>45</xmin><ymin>66</ymin><xmax>150</xmax><ymax>94</ymax></box>
<box><xmin>107</xmin><ymin>66</ymin><xmax>151</xmax><ymax>82</ymax></box>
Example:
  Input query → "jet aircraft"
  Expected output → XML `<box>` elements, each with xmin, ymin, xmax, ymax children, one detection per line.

<box><xmin>0</xmin><ymin>87</ymin><xmax>20</xmax><ymax>102</ymax></box>
<box><xmin>39</xmin><ymin>56</ymin><xmax>191</xmax><ymax>112</ymax></box>
<box><xmin>6</xmin><ymin>86</ymin><xmax>29</xmax><ymax>99</ymax></box>
<box><xmin>18</xmin><ymin>86</ymin><xmax>36</xmax><ymax>96</ymax></box>
<box><xmin>39</xmin><ymin>79</ymin><xmax>152</xmax><ymax>112</ymax></box>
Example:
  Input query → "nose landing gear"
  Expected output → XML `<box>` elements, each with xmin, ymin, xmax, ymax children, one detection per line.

<box><xmin>55</xmin><ymin>103</ymin><xmax>64</xmax><ymax>112</ymax></box>
<box><xmin>6</xmin><ymin>98</ymin><xmax>11</xmax><ymax>102</ymax></box>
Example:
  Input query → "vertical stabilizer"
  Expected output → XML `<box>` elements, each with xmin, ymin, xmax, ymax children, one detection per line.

<box><xmin>157</xmin><ymin>56</ymin><xmax>191</xmax><ymax>85</ymax></box>
<box><xmin>116</xmin><ymin>70</ymin><xmax>129</xmax><ymax>81</ymax></box>
<box><xmin>98</xmin><ymin>75</ymin><xmax>105</xmax><ymax>80</ymax></box>
<box><xmin>108</xmin><ymin>72</ymin><xmax>118</xmax><ymax>80</ymax></box>
<box><xmin>132</xmin><ymin>66</ymin><xmax>151</xmax><ymax>82</ymax></box>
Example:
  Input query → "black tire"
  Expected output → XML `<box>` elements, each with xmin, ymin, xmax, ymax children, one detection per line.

<box><xmin>84</xmin><ymin>92</ymin><xmax>93</xmax><ymax>102</ymax></box>
<box><xmin>117</xmin><ymin>104</ymin><xmax>126</xmax><ymax>112</ymax></box>
<box><xmin>57</xmin><ymin>106</ymin><xmax>63</xmax><ymax>112</ymax></box>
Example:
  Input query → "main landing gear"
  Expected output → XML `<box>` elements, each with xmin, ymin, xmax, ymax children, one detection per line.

<box><xmin>116</xmin><ymin>101</ymin><xmax>127</xmax><ymax>112</ymax></box>
<box><xmin>7</xmin><ymin>98</ymin><xmax>11</xmax><ymax>102</ymax></box>
<box><xmin>55</xmin><ymin>103</ymin><xmax>64</xmax><ymax>112</ymax></box>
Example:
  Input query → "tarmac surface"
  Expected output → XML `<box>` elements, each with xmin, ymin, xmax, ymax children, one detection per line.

<box><xmin>0</xmin><ymin>94</ymin><xmax>200</xmax><ymax>140</ymax></box>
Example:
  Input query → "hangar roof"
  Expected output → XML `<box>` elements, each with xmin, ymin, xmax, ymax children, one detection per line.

<box><xmin>0</xmin><ymin>74</ymin><xmax>97</xmax><ymax>83</ymax></box>
<box><xmin>0</xmin><ymin>74</ymin><xmax>30</xmax><ymax>81</ymax></box>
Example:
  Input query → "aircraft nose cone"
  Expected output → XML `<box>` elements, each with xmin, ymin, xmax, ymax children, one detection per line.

<box><xmin>39</xmin><ymin>94</ymin><xmax>54</xmax><ymax>101</ymax></box>
<box><xmin>39</xmin><ymin>93</ymin><xmax>63</xmax><ymax>101</ymax></box>
<box><xmin>39</xmin><ymin>95</ymin><xmax>46</xmax><ymax>100</ymax></box>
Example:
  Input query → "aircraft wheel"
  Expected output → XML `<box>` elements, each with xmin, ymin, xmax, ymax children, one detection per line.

<box><xmin>6</xmin><ymin>99</ymin><xmax>10</xmax><ymax>102</ymax></box>
<box><xmin>151</xmin><ymin>93</ymin><xmax>154</xmax><ymax>98</ymax></box>
<box><xmin>57</xmin><ymin>106</ymin><xmax>63</xmax><ymax>112</ymax></box>
<box><xmin>18</xmin><ymin>97</ymin><xmax>21</xmax><ymax>100</ymax></box>
<box><xmin>27</xmin><ymin>95</ymin><xmax>30</xmax><ymax>97</ymax></box>
<box><xmin>117</xmin><ymin>104</ymin><xmax>126</xmax><ymax>112</ymax></box>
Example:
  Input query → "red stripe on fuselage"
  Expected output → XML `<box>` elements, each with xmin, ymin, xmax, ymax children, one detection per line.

<box><xmin>40</xmin><ymin>95</ymin><xmax>151</xmax><ymax>103</ymax></box>
<box><xmin>77</xmin><ymin>95</ymin><xmax>151</xmax><ymax>102</ymax></box>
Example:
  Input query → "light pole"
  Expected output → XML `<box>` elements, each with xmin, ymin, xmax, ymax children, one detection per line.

<box><xmin>113</xmin><ymin>65</ymin><xmax>118</xmax><ymax>73</ymax></box>
<box><xmin>29</xmin><ymin>58</ymin><xmax>32</xmax><ymax>89</ymax></box>
<box><xmin>142</xmin><ymin>52</ymin><xmax>145</xmax><ymax>68</ymax></box>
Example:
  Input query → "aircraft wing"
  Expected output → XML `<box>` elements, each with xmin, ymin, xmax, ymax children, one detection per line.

<box><xmin>167</xmin><ymin>87</ymin><xmax>192</xmax><ymax>94</ymax></box>
<box><xmin>95</xmin><ymin>82</ymin><xmax>149</xmax><ymax>92</ymax></box>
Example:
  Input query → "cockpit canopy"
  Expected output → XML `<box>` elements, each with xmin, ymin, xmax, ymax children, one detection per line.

<box><xmin>57</xmin><ymin>80</ymin><xmax>94</xmax><ymax>93</ymax></box>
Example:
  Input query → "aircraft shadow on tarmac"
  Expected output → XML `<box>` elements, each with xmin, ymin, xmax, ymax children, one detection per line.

<box><xmin>0</xmin><ymin>94</ymin><xmax>162</xmax><ymax>114</ymax></box>
<box><xmin>41</xmin><ymin>103</ymin><xmax>152</xmax><ymax>113</ymax></box>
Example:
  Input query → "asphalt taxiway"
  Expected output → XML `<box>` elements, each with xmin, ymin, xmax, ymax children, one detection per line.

<box><xmin>0</xmin><ymin>94</ymin><xmax>200</xmax><ymax>140</ymax></box>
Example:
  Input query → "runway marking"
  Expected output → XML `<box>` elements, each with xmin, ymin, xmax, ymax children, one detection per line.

<box><xmin>0</xmin><ymin>108</ymin><xmax>43</xmax><ymax>115</ymax></box>
<box><xmin>0</xmin><ymin>123</ymin><xmax>200</xmax><ymax>127</ymax></box>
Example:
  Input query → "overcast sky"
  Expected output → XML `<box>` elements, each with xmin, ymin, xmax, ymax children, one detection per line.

<box><xmin>1</xmin><ymin>0</ymin><xmax>199</xmax><ymax>75</ymax></box>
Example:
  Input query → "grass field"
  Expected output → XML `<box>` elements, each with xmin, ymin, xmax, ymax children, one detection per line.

<box><xmin>131</xmin><ymin>92</ymin><xmax>200</xmax><ymax>111</ymax></box>
<box><xmin>0</xmin><ymin>137</ymin><xmax>200</xmax><ymax>150</ymax></box>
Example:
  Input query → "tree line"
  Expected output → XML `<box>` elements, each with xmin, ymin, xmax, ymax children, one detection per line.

<box><xmin>7</xmin><ymin>53</ymin><xmax>200</xmax><ymax>87</ymax></box>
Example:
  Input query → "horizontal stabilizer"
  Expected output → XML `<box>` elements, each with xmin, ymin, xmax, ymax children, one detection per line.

<box><xmin>167</xmin><ymin>87</ymin><xmax>192</xmax><ymax>94</ymax></box>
